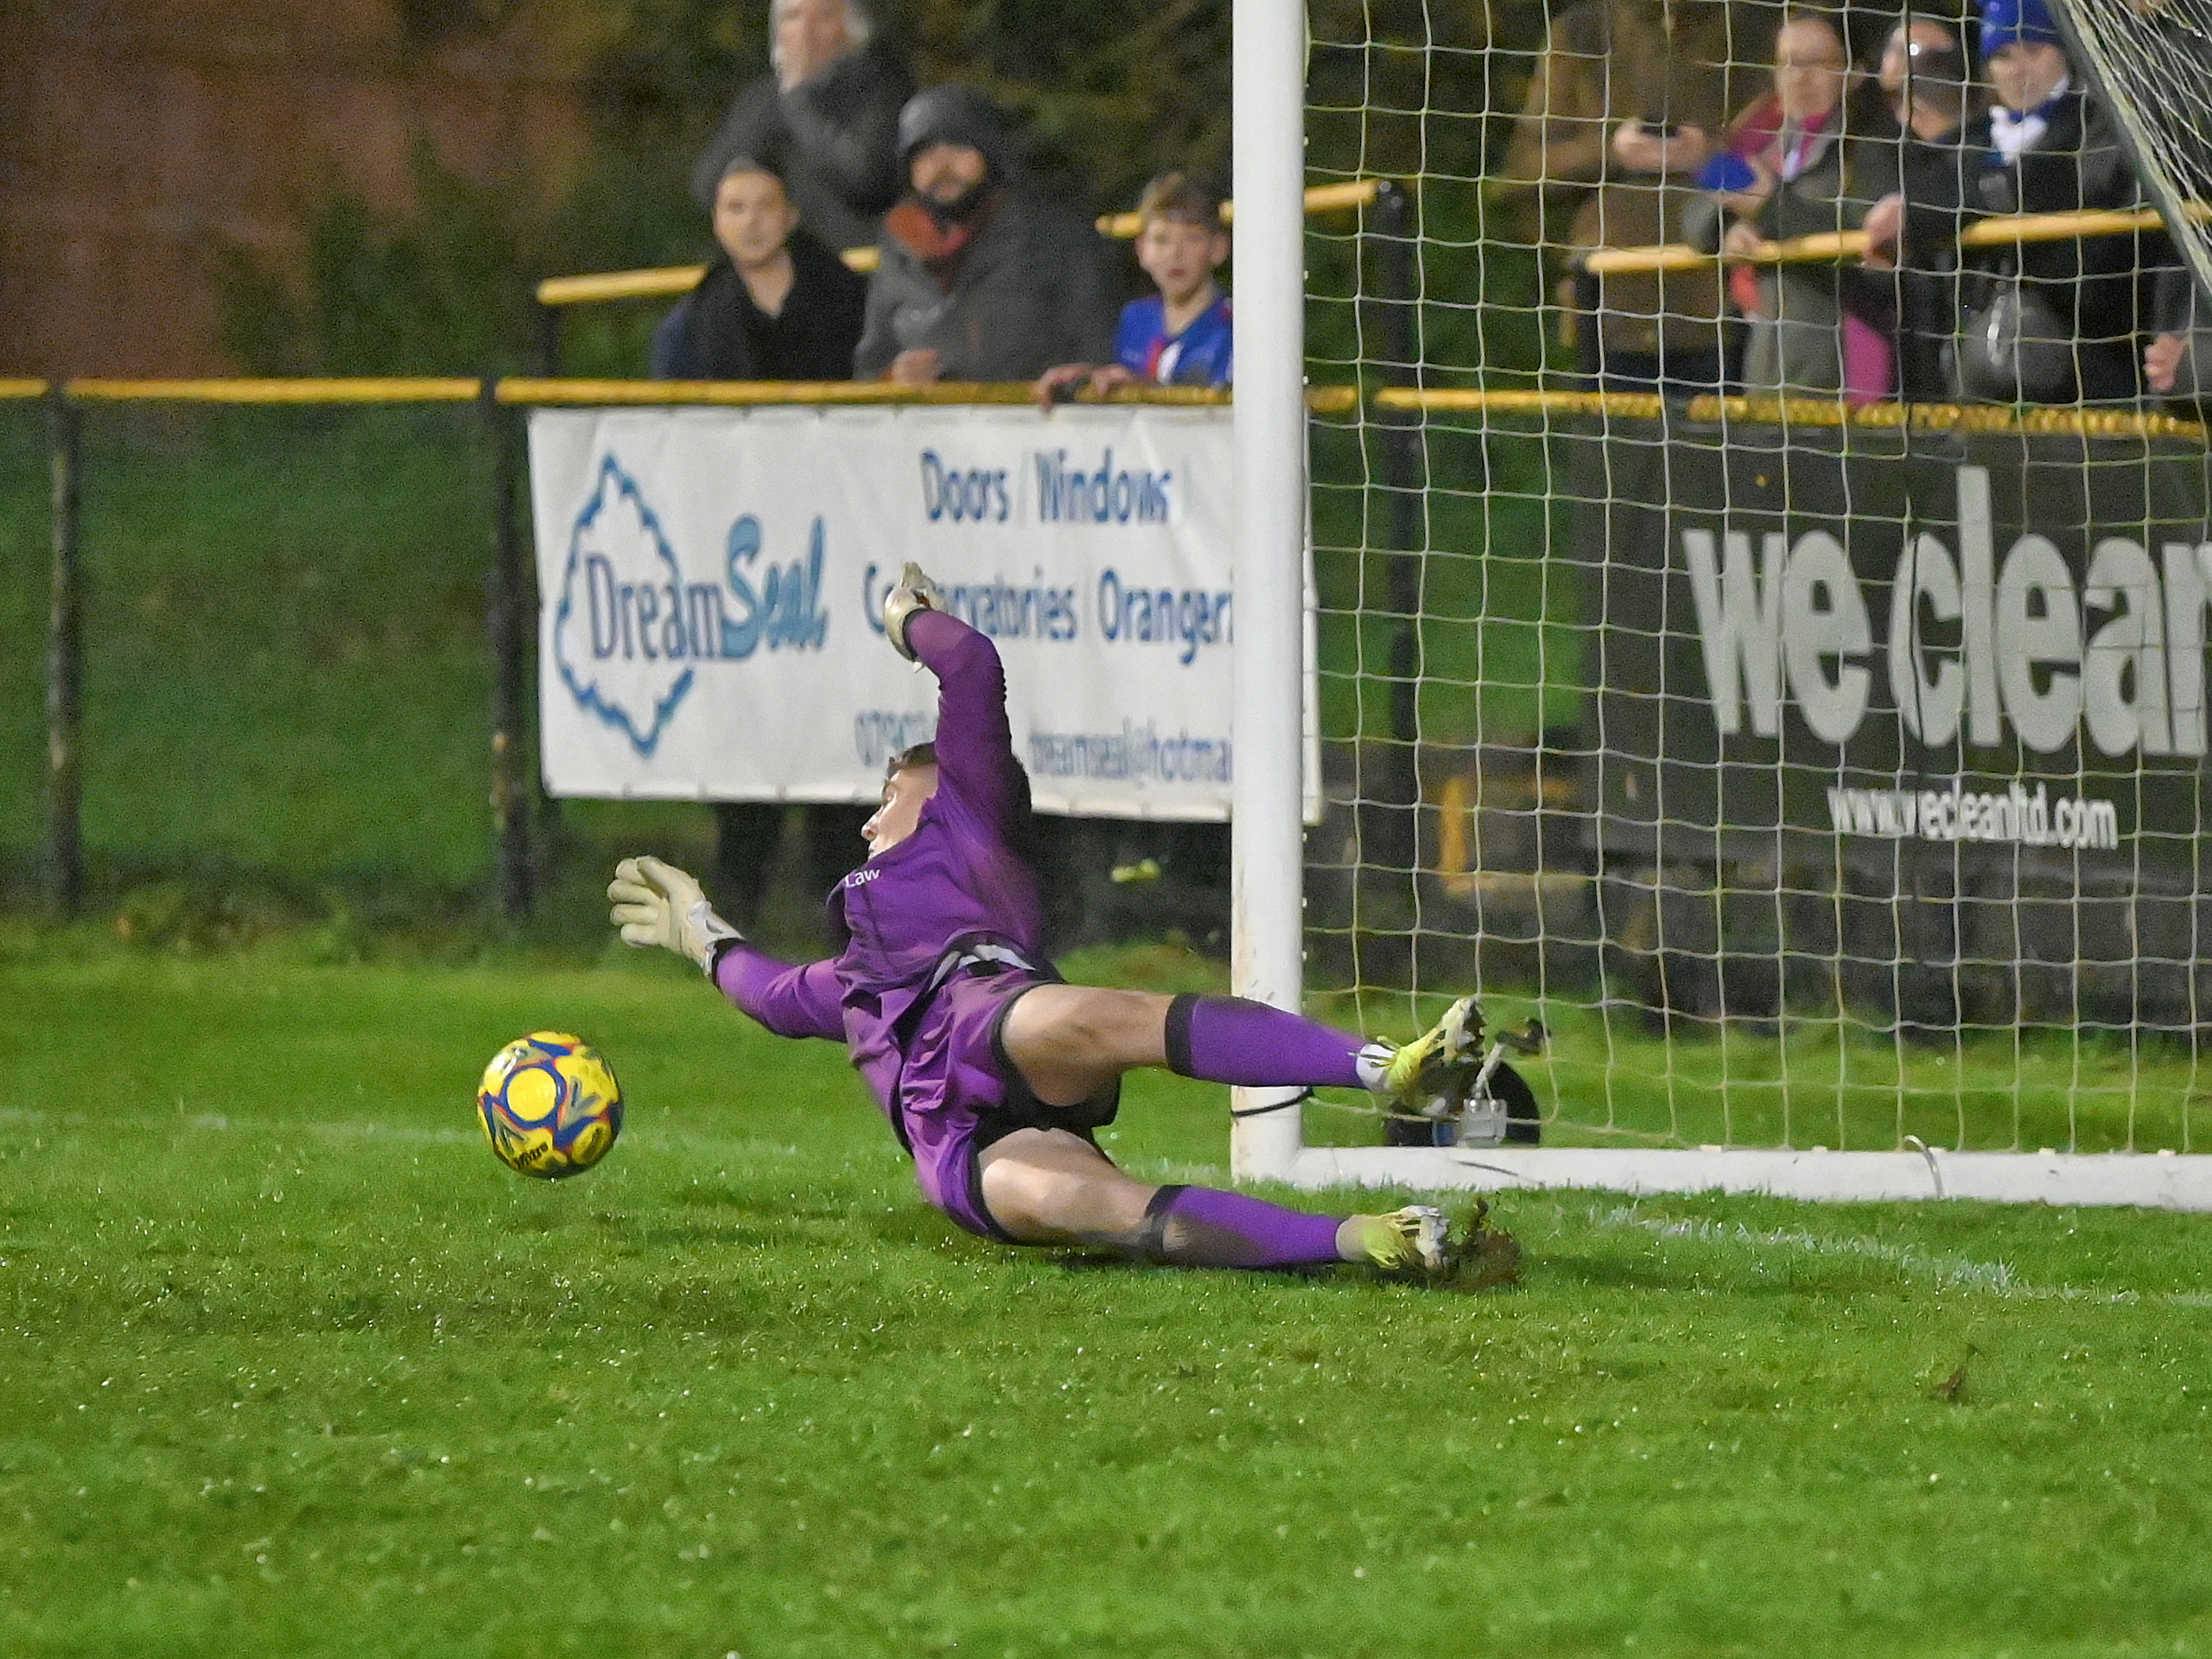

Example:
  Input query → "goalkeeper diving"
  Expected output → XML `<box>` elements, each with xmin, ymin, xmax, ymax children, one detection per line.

<box><xmin>608</xmin><ymin>564</ymin><xmax>1504</xmax><ymax>1279</ymax></box>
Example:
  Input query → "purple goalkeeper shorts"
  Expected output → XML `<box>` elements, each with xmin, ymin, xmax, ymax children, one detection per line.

<box><xmin>896</xmin><ymin>968</ymin><xmax>1123</xmax><ymax>1241</ymax></box>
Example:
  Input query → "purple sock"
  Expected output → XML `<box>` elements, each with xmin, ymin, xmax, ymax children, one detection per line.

<box><xmin>1142</xmin><ymin>1184</ymin><xmax>1345</xmax><ymax>1268</ymax></box>
<box><xmin>1164</xmin><ymin>993</ymin><xmax>1375</xmax><ymax>1090</ymax></box>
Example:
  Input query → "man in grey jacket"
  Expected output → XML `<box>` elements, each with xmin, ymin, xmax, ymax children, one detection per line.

<box><xmin>856</xmin><ymin>85</ymin><xmax>1116</xmax><ymax>385</ymax></box>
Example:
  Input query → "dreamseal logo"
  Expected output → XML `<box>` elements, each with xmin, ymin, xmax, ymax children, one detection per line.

<box><xmin>554</xmin><ymin>455</ymin><xmax>829</xmax><ymax>756</ymax></box>
<box><xmin>1686</xmin><ymin>466</ymin><xmax>2212</xmax><ymax>757</ymax></box>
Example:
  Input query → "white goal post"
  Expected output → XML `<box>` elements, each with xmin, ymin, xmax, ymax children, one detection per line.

<box><xmin>1228</xmin><ymin>2</ymin><xmax>2212</xmax><ymax>1213</ymax></box>
<box><xmin>1227</xmin><ymin>0</ymin><xmax>1313</xmax><ymax>1183</ymax></box>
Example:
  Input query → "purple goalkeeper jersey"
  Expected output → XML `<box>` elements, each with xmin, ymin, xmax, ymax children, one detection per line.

<box><xmin>711</xmin><ymin>608</ymin><xmax>1048</xmax><ymax>1143</ymax></box>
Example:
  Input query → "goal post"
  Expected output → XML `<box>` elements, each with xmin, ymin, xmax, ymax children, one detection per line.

<box><xmin>1228</xmin><ymin>0</ymin><xmax>1311</xmax><ymax>1181</ymax></box>
<box><xmin>1229</xmin><ymin>2</ymin><xmax>2212</xmax><ymax>1212</ymax></box>
<box><xmin>2049</xmin><ymin>0</ymin><xmax>2212</xmax><ymax>321</ymax></box>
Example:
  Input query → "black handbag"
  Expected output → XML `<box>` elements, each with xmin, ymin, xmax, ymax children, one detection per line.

<box><xmin>1956</xmin><ymin>273</ymin><xmax>2079</xmax><ymax>403</ymax></box>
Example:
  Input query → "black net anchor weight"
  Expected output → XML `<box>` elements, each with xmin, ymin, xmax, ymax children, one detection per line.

<box><xmin>1381</xmin><ymin>1017</ymin><xmax>1546</xmax><ymax>1148</ymax></box>
<box><xmin>1457</xmin><ymin>1020</ymin><xmax>1546</xmax><ymax>1148</ymax></box>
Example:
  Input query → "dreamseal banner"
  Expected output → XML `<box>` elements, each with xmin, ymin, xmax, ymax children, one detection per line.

<box><xmin>528</xmin><ymin>403</ymin><xmax>1313</xmax><ymax>819</ymax></box>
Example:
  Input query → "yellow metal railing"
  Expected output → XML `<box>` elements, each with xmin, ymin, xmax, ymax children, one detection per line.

<box><xmin>1371</xmin><ymin>384</ymin><xmax>2206</xmax><ymax>438</ymax></box>
<box><xmin>1374</xmin><ymin>387</ymin><xmax>1671</xmax><ymax>422</ymax></box>
<box><xmin>536</xmin><ymin>254</ymin><xmax>872</xmax><ymax>309</ymax></box>
<box><xmin>1094</xmin><ymin>176</ymin><xmax>1382</xmax><ymax>241</ymax></box>
<box><xmin>6</xmin><ymin>376</ymin><xmax>2201</xmax><ymax>438</ymax></box>
<box><xmin>535</xmin><ymin>178</ymin><xmax>1391</xmax><ymax>310</ymax></box>
<box><xmin>10</xmin><ymin>378</ymin><xmax>1383</xmax><ymax>414</ymax></box>
<box><xmin>497</xmin><ymin>377</ymin><xmax>1119</xmax><ymax>406</ymax></box>
<box><xmin>1585</xmin><ymin>204</ymin><xmax>2175</xmax><ymax>275</ymax></box>
<box><xmin>63</xmin><ymin>377</ymin><xmax>482</xmax><ymax>404</ymax></box>
<box><xmin>5</xmin><ymin>368</ymin><xmax>2202</xmax><ymax>928</ymax></box>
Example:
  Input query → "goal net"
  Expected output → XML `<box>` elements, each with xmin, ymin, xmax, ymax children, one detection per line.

<box><xmin>2056</xmin><ymin>0</ymin><xmax>2212</xmax><ymax>316</ymax></box>
<box><xmin>1266</xmin><ymin>0</ymin><xmax>2212</xmax><ymax>1204</ymax></box>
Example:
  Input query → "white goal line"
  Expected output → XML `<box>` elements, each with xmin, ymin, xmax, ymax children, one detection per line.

<box><xmin>1270</xmin><ymin>1145</ymin><xmax>2212</xmax><ymax>1213</ymax></box>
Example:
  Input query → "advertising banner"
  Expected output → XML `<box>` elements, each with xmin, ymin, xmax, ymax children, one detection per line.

<box><xmin>1576</xmin><ymin>418</ymin><xmax>2212</xmax><ymax>1026</ymax></box>
<box><xmin>1581</xmin><ymin>421</ymin><xmax>2212</xmax><ymax>881</ymax></box>
<box><xmin>529</xmin><ymin>404</ymin><xmax>1313</xmax><ymax>819</ymax></box>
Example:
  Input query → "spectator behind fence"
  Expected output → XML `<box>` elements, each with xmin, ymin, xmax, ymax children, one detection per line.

<box><xmin>651</xmin><ymin>157</ymin><xmax>868</xmax><ymax>380</ymax></box>
<box><xmin>2145</xmin><ymin>268</ymin><xmax>2199</xmax><ymax>397</ymax></box>
<box><xmin>1496</xmin><ymin>0</ymin><xmax>1779</xmax><ymax>395</ymax></box>
<box><xmin>690</xmin><ymin>0</ymin><xmax>911</xmax><ymax>256</ymax></box>
<box><xmin>1878</xmin><ymin>13</ymin><xmax>1978</xmax><ymax>137</ymax></box>
<box><xmin>1868</xmin><ymin>0</ymin><xmax>2170</xmax><ymax>403</ymax></box>
<box><xmin>1683</xmin><ymin>10</ymin><xmax>1899</xmax><ymax>402</ymax></box>
<box><xmin>1033</xmin><ymin>172</ymin><xmax>1233</xmax><ymax>405</ymax></box>
<box><xmin>2137</xmin><ymin>13</ymin><xmax>2212</xmax><ymax>397</ymax></box>
<box><xmin>1029</xmin><ymin>171</ymin><xmax>1235</xmax><ymax>933</ymax></box>
<box><xmin>652</xmin><ymin>155</ymin><xmax>872</xmax><ymax>932</ymax></box>
<box><xmin>1860</xmin><ymin>17</ymin><xmax>1979</xmax><ymax>402</ymax></box>
<box><xmin>856</xmin><ymin>84</ymin><xmax>1115</xmax><ymax>385</ymax></box>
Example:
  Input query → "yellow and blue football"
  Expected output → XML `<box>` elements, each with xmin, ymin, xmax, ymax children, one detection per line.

<box><xmin>475</xmin><ymin>1032</ymin><xmax>623</xmax><ymax>1180</ymax></box>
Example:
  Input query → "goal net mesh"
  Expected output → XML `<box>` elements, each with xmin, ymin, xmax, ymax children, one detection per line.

<box><xmin>2057</xmin><ymin>0</ymin><xmax>2212</xmax><ymax>312</ymax></box>
<box><xmin>1300</xmin><ymin>0</ymin><xmax>2211</xmax><ymax>1157</ymax></box>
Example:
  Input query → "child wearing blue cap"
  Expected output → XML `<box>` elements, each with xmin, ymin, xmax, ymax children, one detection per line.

<box><xmin>1979</xmin><ymin>0</ymin><xmax>2072</xmax><ymax>161</ymax></box>
<box><xmin>1961</xmin><ymin>0</ymin><xmax>2175</xmax><ymax>402</ymax></box>
<box><xmin>1865</xmin><ymin>0</ymin><xmax>2173</xmax><ymax>403</ymax></box>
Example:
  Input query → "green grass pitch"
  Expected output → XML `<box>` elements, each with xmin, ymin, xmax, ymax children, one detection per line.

<box><xmin>5</xmin><ymin>944</ymin><xmax>2212</xmax><ymax>1657</ymax></box>
<box><xmin>0</xmin><ymin>375</ymin><xmax>2204</xmax><ymax>1653</ymax></box>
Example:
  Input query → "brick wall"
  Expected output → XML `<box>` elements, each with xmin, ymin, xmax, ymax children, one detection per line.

<box><xmin>0</xmin><ymin>0</ymin><xmax>594</xmax><ymax>375</ymax></box>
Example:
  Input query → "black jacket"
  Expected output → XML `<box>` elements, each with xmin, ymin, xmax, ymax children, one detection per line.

<box><xmin>1906</xmin><ymin>88</ymin><xmax>2172</xmax><ymax>403</ymax></box>
<box><xmin>650</xmin><ymin>232</ymin><xmax>868</xmax><ymax>381</ymax></box>
<box><xmin>690</xmin><ymin>46</ymin><xmax>913</xmax><ymax>255</ymax></box>
<box><xmin>1888</xmin><ymin>123</ymin><xmax>1978</xmax><ymax>402</ymax></box>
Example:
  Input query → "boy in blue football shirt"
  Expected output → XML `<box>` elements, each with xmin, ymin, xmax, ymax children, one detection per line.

<box><xmin>1033</xmin><ymin>173</ymin><xmax>1234</xmax><ymax>921</ymax></box>
<box><xmin>1034</xmin><ymin>173</ymin><xmax>1233</xmax><ymax>402</ymax></box>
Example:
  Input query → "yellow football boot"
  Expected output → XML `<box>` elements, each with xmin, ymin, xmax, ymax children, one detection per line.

<box><xmin>1377</xmin><ymin>995</ymin><xmax>1485</xmax><ymax>1114</ymax></box>
<box><xmin>1341</xmin><ymin>1205</ymin><xmax>1452</xmax><ymax>1276</ymax></box>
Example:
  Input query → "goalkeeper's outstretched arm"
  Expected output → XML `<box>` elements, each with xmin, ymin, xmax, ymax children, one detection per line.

<box><xmin>882</xmin><ymin>562</ymin><xmax>1023</xmax><ymax>833</ymax></box>
<box><xmin>607</xmin><ymin>856</ymin><xmax>844</xmax><ymax>1041</ymax></box>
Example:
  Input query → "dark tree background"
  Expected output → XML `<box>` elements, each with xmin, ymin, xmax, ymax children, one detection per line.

<box><xmin>227</xmin><ymin>0</ymin><xmax>1556</xmax><ymax>375</ymax></box>
<box><xmin>566</xmin><ymin>0</ymin><xmax>1244</xmax><ymax>265</ymax></box>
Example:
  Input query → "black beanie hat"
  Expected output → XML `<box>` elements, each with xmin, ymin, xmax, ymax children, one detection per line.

<box><xmin>896</xmin><ymin>83</ymin><xmax>1015</xmax><ymax>177</ymax></box>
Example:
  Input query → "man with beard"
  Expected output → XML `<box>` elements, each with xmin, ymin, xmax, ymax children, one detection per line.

<box><xmin>855</xmin><ymin>85</ymin><xmax>1116</xmax><ymax>385</ymax></box>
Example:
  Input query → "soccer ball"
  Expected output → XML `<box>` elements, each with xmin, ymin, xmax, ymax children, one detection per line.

<box><xmin>475</xmin><ymin>1032</ymin><xmax>623</xmax><ymax>1180</ymax></box>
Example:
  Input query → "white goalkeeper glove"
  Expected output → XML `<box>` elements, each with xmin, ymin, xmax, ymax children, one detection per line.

<box><xmin>882</xmin><ymin>560</ymin><xmax>946</xmax><ymax>661</ymax></box>
<box><xmin>606</xmin><ymin>856</ymin><xmax>742</xmax><ymax>975</ymax></box>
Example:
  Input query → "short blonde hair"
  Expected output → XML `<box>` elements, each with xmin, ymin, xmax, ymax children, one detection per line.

<box><xmin>1135</xmin><ymin>172</ymin><xmax>1226</xmax><ymax>231</ymax></box>
<box><xmin>767</xmin><ymin>0</ymin><xmax>873</xmax><ymax>74</ymax></box>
